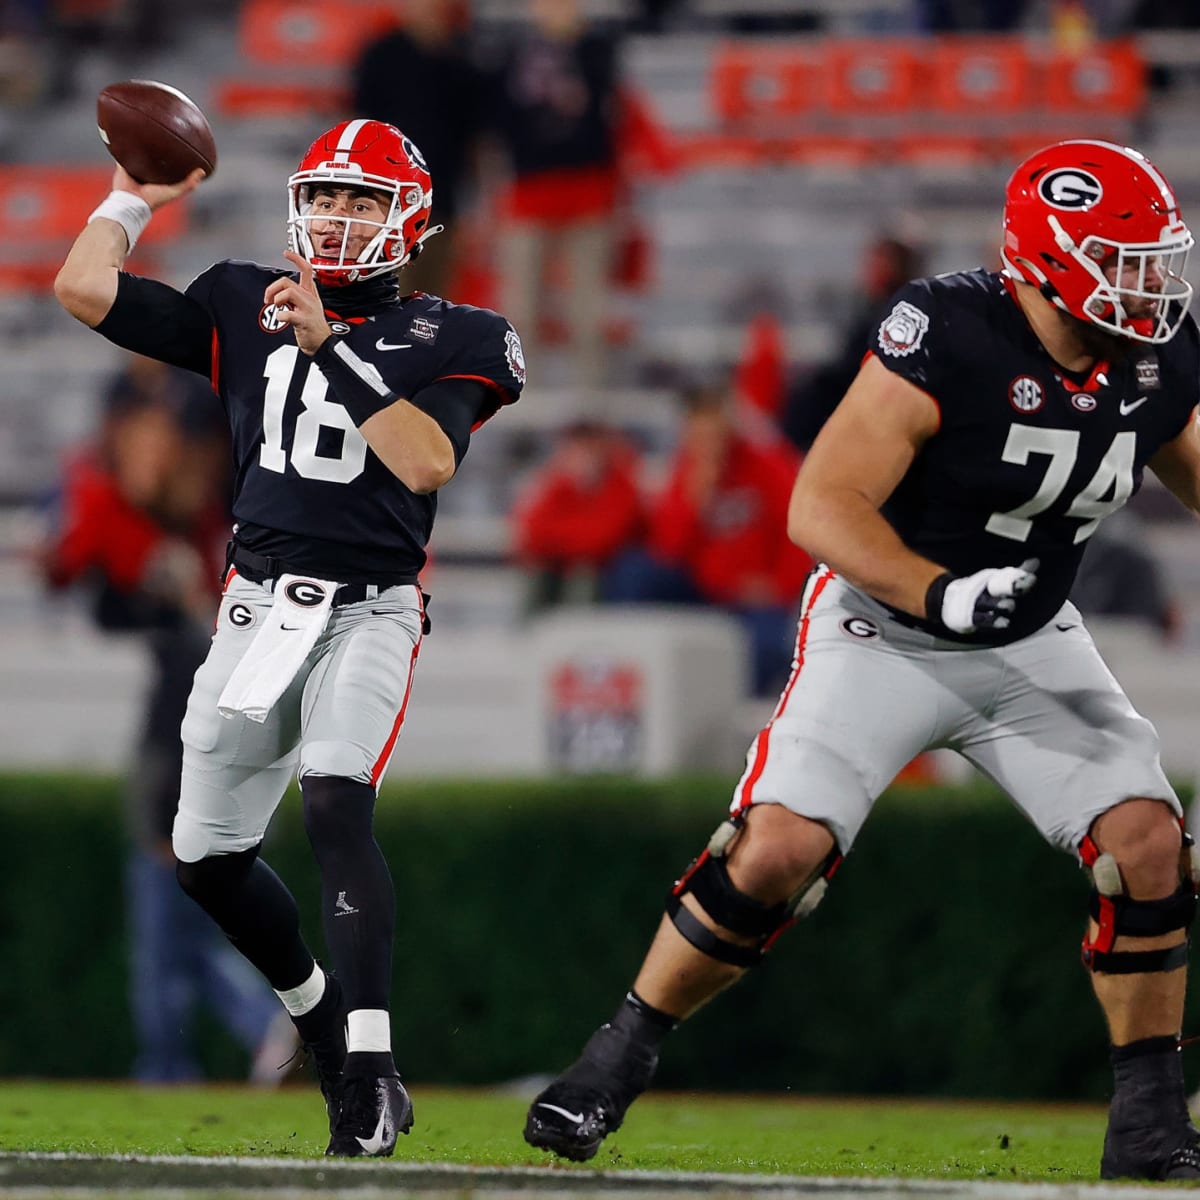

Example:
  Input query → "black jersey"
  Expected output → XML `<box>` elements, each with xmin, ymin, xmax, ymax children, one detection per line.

<box><xmin>97</xmin><ymin>261</ymin><xmax>525</xmax><ymax>581</ymax></box>
<box><xmin>871</xmin><ymin>268</ymin><xmax>1199</xmax><ymax>643</ymax></box>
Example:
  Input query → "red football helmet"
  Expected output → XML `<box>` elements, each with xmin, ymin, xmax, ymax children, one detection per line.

<box><xmin>1002</xmin><ymin>139</ymin><xmax>1193</xmax><ymax>344</ymax></box>
<box><xmin>287</xmin><ymin>119</ymin><xmax>439</xmax><ymax>287</ymax></box>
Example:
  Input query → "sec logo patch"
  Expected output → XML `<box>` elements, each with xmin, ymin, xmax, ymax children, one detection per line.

<box><xmin>259</xmin><ymin>303</ymin><xmax>289</xmax><ymax>333</ymax></box>
<box><xmin>1009</xmin><ymin>375</ymin><xmax>1044</xmax><ymax>414</ymax></box>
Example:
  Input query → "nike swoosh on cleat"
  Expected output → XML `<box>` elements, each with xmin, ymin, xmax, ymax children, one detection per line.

<box><xmin>356</xmin><ymin>1109</ymin><xmax>389</xmax><ymax>1155</ymax></box>
<box><xmin>536</xmin><ymin>1102</ymin><xmax>586</xmax><ymax>1125</ymax></box>
<box><xmin>376</xmin><ymin>338</ymin><xmax>412</xmax><ymax>351</ymax></box>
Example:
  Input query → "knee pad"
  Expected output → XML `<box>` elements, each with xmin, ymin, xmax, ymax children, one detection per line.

<box><xmin>1079</xmin><ymin>826</ymin><xmax>1199</xmax><ymax>974</ymax></box>
<box><xmin>665</xmin><ymin>816</ymin><xmax>843</xmax><ymax>968</ymax></box>
<box><xmin>176</xmin><ymin>843</ymin><xmax>261</xmax><ymax>908</ymax></box>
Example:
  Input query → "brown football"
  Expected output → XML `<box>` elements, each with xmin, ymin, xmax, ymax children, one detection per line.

<box><xmin>97</xmin><ymin>80</ymin><xmax>217</xmax><ymax>185</ymax></box>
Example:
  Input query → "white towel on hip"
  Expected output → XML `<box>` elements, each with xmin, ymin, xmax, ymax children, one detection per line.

<box><xmin>217</xmin><ymin>574</ymin><xmax>338</xmax><ymax>723</ymax></box>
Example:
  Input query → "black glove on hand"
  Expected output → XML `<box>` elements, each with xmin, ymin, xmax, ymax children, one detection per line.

<box><xmin>925</xmin><ymin>559</ymin><xmax>1039</xmax><ymax>635</ymax></box>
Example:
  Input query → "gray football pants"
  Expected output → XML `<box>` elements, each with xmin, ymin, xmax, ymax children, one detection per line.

<box><xmin>732</xmin><ymin>567</ymin><xmax>1180</xmax><ymax>855</ymax></box>
<box><xmin>172</xmin><ymin>574</ymin><xmax>425</xmax><ymax>864</ymax></box>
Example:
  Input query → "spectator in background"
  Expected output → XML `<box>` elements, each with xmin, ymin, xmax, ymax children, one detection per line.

<box><xmin>511</xmin><ymin>419</ymin><xmax>644</xmax><ymax>614</ymax></box>
<box><xmin>606</xmin><ymin>383</ymin><xmax>811</xmax><ymax>696</ymax></box>
<box><xmin>783</xmin><ymin>233</ymin><xmax>924</xmax><ymax>452</ymax></box>
<box><xmin>1070</xmin><ymin>508</ymin><xmax>1182</xmax><ymax>643</ymax></box>
<box><xmin>1132</xmin><ymin>0</ymin><xmax>1200</xmax><ymax>27</ymax></box>
<box><xmin>486</xmin><ymin>0</ymin><xmax>622</xmax><ymax>397</ymax></box>
<box><xmin>40</xmin><ymin>355</ymin><xmax>295</xmax><ymax>1084</ymax></box>
<box><xmin>914</xmin><ymin>0</ymin><xmax>1030</xmax><ymax>30</ymax></box>
<box><xmin>352</xmin><ymin>0</ymin><xmax>486</xmax><ymax>297</ymax></box>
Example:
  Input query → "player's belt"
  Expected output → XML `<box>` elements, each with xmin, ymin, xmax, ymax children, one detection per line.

<box><xmin>226</xmin><ymin>542</ymin><xmax>418</xmax><ymax>608</ymax></box>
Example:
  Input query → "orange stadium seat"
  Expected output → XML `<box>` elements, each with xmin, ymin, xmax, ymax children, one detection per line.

<box><xmin>1042</xmin><ymin>39</ymin><xmax>1145</xmax><ymax>115</ymax></box>
<box><xmin>711</xmin><ymin>44</ymin><xmax>819</xmax><ymax>124</ymax></box>
<box><xmin>218</xmin><ymin>0</ymin><xmax>397</xmax><ymax>120</ymax></box>
<box><xmin>824</xmin><ymin>40</ymin><xmax>921</xmax><ymax>114</ymax></box>
<box><xmin>214</xmin><ymin>80</ymin><xmax>350</xmax><ymax>118</ymax></box>
<box><xmin>237</xmin><ymin>0</ymin><xmax>397</xmax><ymax>67</ymax></box>
<box><xmin>928</xmin><ymin>38</ymin><xmax>1033</xmax><ymax>114</ymax></box>
<box><xmin>0</xmin><ymin>166</ymin><xmax>186</xmax><ymax>291</ymax></box>
<box><xmin>700</xmin><ymin>35</ymin><xmax>1143</xmax><ymax>173</ymax></box>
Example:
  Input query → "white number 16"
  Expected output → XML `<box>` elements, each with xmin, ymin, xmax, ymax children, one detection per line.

<box><xmin>258</xmin><ymin>344</ymin><xmax>367</xmax><ymax>484</ymax></box>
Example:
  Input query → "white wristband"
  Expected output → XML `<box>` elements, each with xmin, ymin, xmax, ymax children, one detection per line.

<box><xmin>87</xmin><ymin>191</ymin><xmax>152</xmax><ymax>253</ymax></box>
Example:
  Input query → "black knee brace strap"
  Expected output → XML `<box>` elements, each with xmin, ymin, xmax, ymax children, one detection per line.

<box><xmin>666</xmin><ymin>818</ymin><xmax>842</xmax><ymax>968</ymax></box>
<box><xmin>1080</xmin><ymin>829</ymin><xmax>1198</xmax><ymax>974</ymax></box>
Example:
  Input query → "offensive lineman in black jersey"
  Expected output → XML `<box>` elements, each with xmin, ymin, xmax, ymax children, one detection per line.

<box><xmin>523</xmin><ymin>139</ymin><xmax>1200</xmax><ymax>1181</ymax></box>
<box><xmin>55</xmin><ymin>119</ymin><xmax>526</xmax><ymax>1156</ymax></box>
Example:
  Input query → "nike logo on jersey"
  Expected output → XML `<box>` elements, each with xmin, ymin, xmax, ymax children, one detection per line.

<box><xmin>1119</xmin><ymin>396</ymin><xmax>1149</xmax><ymax>415</ymax></box>
<box><xmin>536</xmin><ymin>1102</ymin><xmax>586</xmax><ymax>1125</ymax></box>
<box><xmin>376</xmin><ymin>338</ymin><xmax>412</xmax><ymax>351</ymax></box>
<box><xmin>280</xmin><ymin>624</ymin><xmax>302</xmax><ymax>631</ymax></box>
<box><xmin>356</xmin><ymin>1107</ymin><xmax>390</xmax><ymax>1155</ymax></box>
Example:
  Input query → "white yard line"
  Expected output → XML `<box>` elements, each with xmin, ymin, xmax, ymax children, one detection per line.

<box><xmin>0</xmin><ymin>1151</ymin><xmax>1170</xmax><ymax>1199</ymax></box>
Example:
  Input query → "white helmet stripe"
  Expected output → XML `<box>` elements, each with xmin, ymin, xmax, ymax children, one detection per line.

<box><xmin>333</xmin><ymin>118</ymin><xmax>370</xmax><ymax>163</ymax></box>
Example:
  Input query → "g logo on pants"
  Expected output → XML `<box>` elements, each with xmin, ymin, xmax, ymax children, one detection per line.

<box><xmin>284</xmin><ymin>580</ymin><xmax>328</xmax><ymax>607</ymax></box>
<box><xmin>228</xmin><ymin>602</ymin><xmax>255</xmax><ymax>628</ymax></box>
<box><xmin>840</xmin><ymin>617</ymin><xmax>880</xmax><ymax>640</ymax></box>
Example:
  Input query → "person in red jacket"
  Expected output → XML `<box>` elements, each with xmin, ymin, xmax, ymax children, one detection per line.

<box><xmin>511</xmin><ymin>419</ymin><xmax>644</xmax><ymax>612</ymax></box>
<box><xmin>605</xmin><ymin>384</ymin><xmax>812</xmax><ymax>694</ymax></box>
<box><xmin>40</xmin><ymin>355</ymin><xmax>295</xmax><ymax>1084</ymax></box>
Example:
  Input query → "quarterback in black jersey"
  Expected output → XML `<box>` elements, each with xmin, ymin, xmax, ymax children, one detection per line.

<box><xmin>523</xmin><ymin>140</ymin><xmax>1200</xmax><ymax>1182</ymax></box>
<box><xmin>56</xmin><ymin>119</ymin><xmax>525</xmax><ymax>1156</ymax></box>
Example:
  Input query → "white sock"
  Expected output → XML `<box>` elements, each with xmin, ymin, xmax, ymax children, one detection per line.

<box><xmin>347</xmin><ymin>1009</ymin><xmax>391</xmax><ymax>1053</ymax></box>
<box><xmin>274</xmin><ymin>963</ymin><xmax>326</xmax><ymax>1017</ymax></box>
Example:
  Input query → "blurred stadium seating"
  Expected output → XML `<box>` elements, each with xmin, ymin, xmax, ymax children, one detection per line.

<box><xmin>3</xmin><ymin>2</ymin><xmax>1200</xmax><ymax>775</ymax></box>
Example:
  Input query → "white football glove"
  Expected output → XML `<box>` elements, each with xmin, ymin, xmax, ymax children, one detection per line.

<box><xmin>930</xmin><ymin>559</ymin><xmax>1039</xmax><ymax>635</ymax></box>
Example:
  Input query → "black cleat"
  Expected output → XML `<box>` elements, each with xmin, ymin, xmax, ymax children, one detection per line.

<box><xmin>292</xmin><ymin>973</ymin><xmax>347</xmax><ymax>1132</ymax></box>
<box><xmin>325</xmin><ymin>1073</ymin><xmax>414</xmax><ymax>1157</ymax></box>
<box><xmin>1101</xmin><ymin>1044</ymin><xmax>1200</xmax><ymax>1181</ymax></box>
<box><xmin>1102</xmin><ymin>1116</ymin><xmax>1200</xmax><ymax>1180</ymax></box>
<box><xmin>524</xmin><ymin>1022</ymin><xmax>659</xmax><ymax>1162</ymax></box>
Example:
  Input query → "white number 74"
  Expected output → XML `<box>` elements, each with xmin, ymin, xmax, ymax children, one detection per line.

<box><xmin>985</xmin><ymin>424</ymin><xmax>1135</xmax><ymax>544</ymax></box>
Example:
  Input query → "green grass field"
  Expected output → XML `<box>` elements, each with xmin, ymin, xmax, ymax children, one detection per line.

<box><xmin>0</xmin><ymin>1081</ymin><xmax>1111</xmax><ymax>1182</ymax></box>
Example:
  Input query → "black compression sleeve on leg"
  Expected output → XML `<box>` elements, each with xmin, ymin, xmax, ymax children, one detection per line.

<box><xmin>302</xmin><ymin>775</ymin><xmax>395</xmax><ymax>1012</ymax></box>
<box><xmin>176</xmin><ymin>845</ymin><xmax>315</xmax><ymax>990</ymax></box>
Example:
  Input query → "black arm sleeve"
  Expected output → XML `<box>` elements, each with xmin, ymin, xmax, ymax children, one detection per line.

<box><xmin>408</xmin><ymin>377</ymin><xmax>493</xmax><ymax>465</ymax></box>
<box><xmin>93</xmin><ymin>273</ymin><xmax>214</xmax><ymax>377</ymax></box>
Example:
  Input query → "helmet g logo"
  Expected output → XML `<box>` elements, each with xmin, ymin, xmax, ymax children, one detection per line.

<box><xmin>402</xmin><ymin>137</ymin><xmax>428</xmax><ymax>172</ymax></box>
<box><xmin>1038</xmin><ymin>168</ymin><xmax>1103</xmax><ymax>210</ymax></box>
